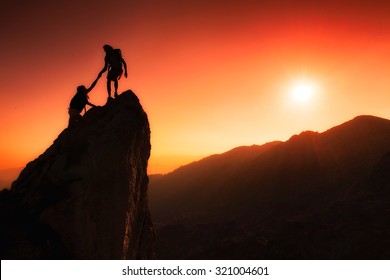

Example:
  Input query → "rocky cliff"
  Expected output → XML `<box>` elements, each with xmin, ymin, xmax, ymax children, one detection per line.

<box><xmin>0</xmin><ymin>90</ymin><xmax>155</xmax><ymax>259</ymax></box>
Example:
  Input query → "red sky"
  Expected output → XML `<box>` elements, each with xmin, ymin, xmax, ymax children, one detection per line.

<box><xmin>1</xmin><ymin>0</ymin><xmax>390</xmax><ymax>174</ymax></box>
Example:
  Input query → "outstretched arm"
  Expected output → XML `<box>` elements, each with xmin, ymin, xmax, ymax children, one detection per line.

<box><xmin>86</xmin><ymin>73</ymin><xmax>101</xmax><ymax>93</ymax></box>
<box><xmin>98</xmin><ymin>57</ymin><xmax>109</xmax><ymax>76</ymax></box>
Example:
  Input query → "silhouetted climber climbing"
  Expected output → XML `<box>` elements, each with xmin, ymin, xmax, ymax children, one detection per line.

<box><xmin>68</xmin><ymin>74</ymin><xmax>100</xmax><ymax>128</ymax></box>
<box><xmin>98</xmin><ymin>44</ymin><xmax>128</xmax><ymax>99</ymax></box>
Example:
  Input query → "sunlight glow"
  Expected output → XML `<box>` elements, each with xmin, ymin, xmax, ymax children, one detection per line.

<box><xmin>289</xmin><ymin>79</ymin><xmax>318</xmax><ymax>104</ymax></box>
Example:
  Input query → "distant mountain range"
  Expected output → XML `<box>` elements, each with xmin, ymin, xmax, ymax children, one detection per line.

<box><xmin>0</xmin><ymin>168</ymin><xmax>23</xmax><ymax>190</ymax></box>
<box><xmin>149</xmin><ymin>115</ymin><xmax>390</xmax><ymax>259</ymax></box>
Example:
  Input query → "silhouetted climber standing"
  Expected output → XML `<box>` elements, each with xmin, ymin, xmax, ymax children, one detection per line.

<box><xmin>68</xmin><ymin>74</ymin><xmax>100</xmax><ymax>128</ymax></box>
<box><xmin>98</xmin><ymin>44</ymin><xmax>128</xmax><ymax>99</ymax></box>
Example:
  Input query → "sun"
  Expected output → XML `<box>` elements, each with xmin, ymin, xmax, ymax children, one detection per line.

<box><xmin>289</xmin><ymin>79</ymin><xmax>317</xmax><ymax>104</ymax></box>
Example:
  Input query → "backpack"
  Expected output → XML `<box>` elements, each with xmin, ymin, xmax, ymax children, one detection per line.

<box><xmin>109</xmin><ymin>49</ymin><xmax>122</xmax><ymax>68</ymax></box>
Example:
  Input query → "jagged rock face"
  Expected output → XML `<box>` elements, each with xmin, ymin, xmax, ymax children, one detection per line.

<box><xmin>0</xmin><ymin>90</ymin><xmax>155</xmax><ymax>259</ymax></box>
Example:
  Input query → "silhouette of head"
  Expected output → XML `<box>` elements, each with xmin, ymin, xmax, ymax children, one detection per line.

<box><xmin>103</xmin><ymin>44</ymin><xmax>113</xmax><ymax>53</ymax></box>
<box><xmin>77</xmin><ymin>85</ymin><xmax>87</xmax><ymax>94</ymax></box>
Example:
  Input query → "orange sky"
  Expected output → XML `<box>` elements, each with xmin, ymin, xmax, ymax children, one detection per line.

<box><xmin>1</xmin><ymin>0</ymin><xmax>390</xmax><ymax>174</ymax></box>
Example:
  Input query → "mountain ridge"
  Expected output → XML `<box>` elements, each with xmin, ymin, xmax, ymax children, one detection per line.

<box><xmin>0</xmin><ymin>168</ymin><xmax>23</xmax><ymax>190</ymax></box>
<box><xmin>149</xmin><ymin>115</ymin><xmax>390</xmax><ymax>259</ymax></box>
